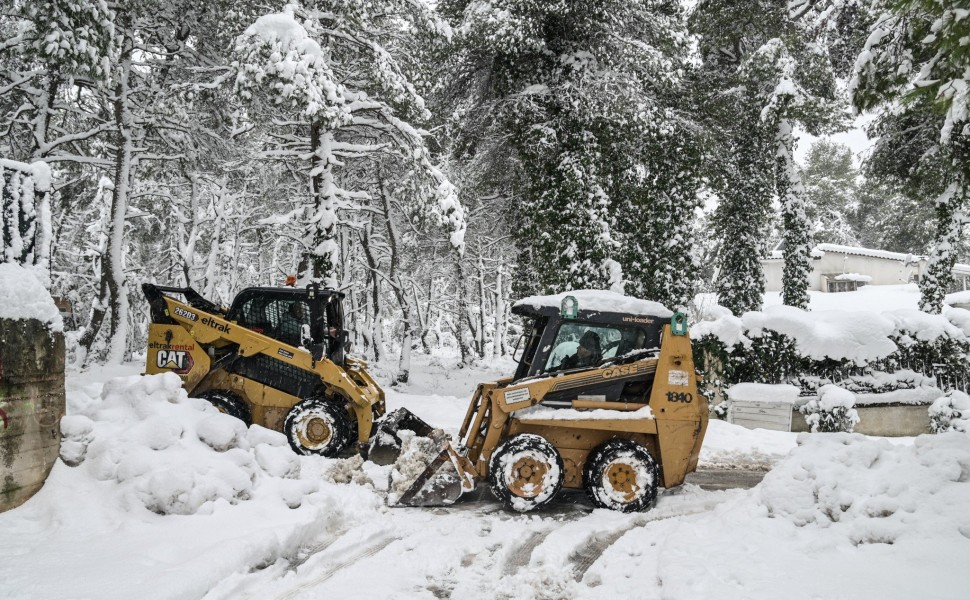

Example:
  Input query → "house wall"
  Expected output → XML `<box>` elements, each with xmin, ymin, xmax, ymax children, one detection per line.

<box><xmin>763</xmin><ymin>252</ymin><xmax>924</xmax><ymax>292</ymax></box>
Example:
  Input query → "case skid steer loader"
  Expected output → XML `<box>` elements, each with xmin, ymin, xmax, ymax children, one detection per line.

<box><xmin>143</xmin><ymin>283</ymin><xmax>385</xmax><ymax>457</ymax></box>
<box><xmin>371</xmin><ymin>291</ymin><xmax>708</xmax><ymax>513</ymax></box>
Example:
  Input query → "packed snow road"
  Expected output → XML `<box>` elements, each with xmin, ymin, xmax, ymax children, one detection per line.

<box><xmin>1</xmin><ymin>357</ymin><xmax>968</xmax><ymax>600</ymax></box>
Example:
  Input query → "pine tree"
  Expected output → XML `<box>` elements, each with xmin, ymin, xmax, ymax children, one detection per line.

<box><xmin>690</xmin><ymin>0</ymin><xmax>843</xmax><ymax>314</ymax></box>
<box><xmin>850</xmin><ymin>0</ymin><xmax>970</xmax><ymax>313</ymax></box>
<box><xmin>802</xmin><ymin>141</ymin><xmax>860</xmax><ymax>245</ymax></box>
<box><xmin>435</xmin><ymin>0</ymin><xmax>700</xmax><ymax>301</ymax></box>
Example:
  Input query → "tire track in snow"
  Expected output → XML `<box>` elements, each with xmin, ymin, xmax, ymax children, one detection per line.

<box><xmin>283</xmin><ymin>526</ymin><xmax>351</xmax><ymax>572</ymax></box>
<box><xmin>274</xmin><ymin>530</ymin><xmax>401</xmax><ymax>600</ymax></box>
<box><xmin>501</xmin><ymin>528</ymin><xmax>555</xmax><ymax>576</ymax></box>
<box><xmin>568</xmin><ymin>490</ymin><xmax>742</xmax><ymax>582</ymax></box>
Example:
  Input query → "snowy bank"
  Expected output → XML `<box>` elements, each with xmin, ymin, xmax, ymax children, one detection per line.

<box><xmin>0</xmin><ymin>262</ymin><xmax>62</xmax><ymax>329</ymax></box>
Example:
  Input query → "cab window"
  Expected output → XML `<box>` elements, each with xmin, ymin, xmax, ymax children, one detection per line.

<box><xmin>236</xmin><ymin>296</ymin><xmax>313</xmax><ymax>348</ymax></box>
<box><xmin>544</xmin><ymin>322</ymin><xmax>648</xmax><ymax>372</ymax></box>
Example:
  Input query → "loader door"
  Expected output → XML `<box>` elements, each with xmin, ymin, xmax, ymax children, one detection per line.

<box><xmin>538</xmin><ymin>320</ymin><xmax>656</xmax><ymax>403</ymax></box>
<box><xmin>512</xmin><ymin>317</ymin><xmax>547</xmax><ymax>381</ymax></box>
<box><xmin>228</xmin><ymin>290</ymin><xmax>323</xmax><ymax>350</ymax></box>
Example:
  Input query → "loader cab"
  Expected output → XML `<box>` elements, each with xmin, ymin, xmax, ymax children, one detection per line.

<box><xmin>510</xmin><ymin>293</ymin><xmax>667</xmax><ymax>382</ymax></box>
<box><xmin>227</xmin><ymin>286</ymin><xmax>348</xmax><ymax>364</ymax></box>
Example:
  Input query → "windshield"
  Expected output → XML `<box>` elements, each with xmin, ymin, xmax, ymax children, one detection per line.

<box><xmin>544</xmin><ymin>321</ymin><xmax>648</xmax><ymax>373</ymax></box>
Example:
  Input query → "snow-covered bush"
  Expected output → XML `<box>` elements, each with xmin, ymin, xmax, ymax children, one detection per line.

<box><xmin>61</xmin><ymin>373</ymin><xmax>317</xmax><ymax>515</ymax></box>
<box><xmin>929</xmin><ymin>391</ymin><xmax>970</xmax><ymax>433</ymax></box>
<box><xmin>800</xmin><ymin>385</ymin><xmax>859</xmax><ymax>433</ymax></box>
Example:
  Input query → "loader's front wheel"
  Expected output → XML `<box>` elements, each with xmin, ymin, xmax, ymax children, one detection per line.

<box><xmin>488</xmin><ymin>434</ymin><xmax>564</xmax><ymax>512</ymax></box>
<box><xmin>196</xmin><ymin>390</ymin><xmax>252</xmax><ymax>426</ymax></box>
<box><xmin>284</xmin><ymin>398</ymin><xmax>352</xmax><ymax>457</ymax></box>
<box><xmin>583</xmin><ymin>438</ymin><xmax>658</xmax><ymax>512</ymax></box>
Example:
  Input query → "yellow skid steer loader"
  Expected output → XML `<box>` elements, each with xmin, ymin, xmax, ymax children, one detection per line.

<box><xmin>371</xmin><ymin>291</ymin><xmax>708</xmax><ymax>513</ymax></box>
<box><xmin>143</xmin><ymin>283</ymin><xmax>384</xmax><ymax>457</ymax></box>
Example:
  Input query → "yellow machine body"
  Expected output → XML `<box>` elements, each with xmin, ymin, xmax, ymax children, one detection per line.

<box><xmin>144</xmin><ymin>289</ymin><xmax>384</xmax><ymax>447</ymax></box>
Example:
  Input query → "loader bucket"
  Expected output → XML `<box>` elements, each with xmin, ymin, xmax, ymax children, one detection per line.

<box><xmin>387</xmin><ymin>435</ymin><xmax>475</xmax><ymax>507</ymax></box>
<box><xmin>367</xmin><ymin>408</ymin><xmax>438</xmax><ymax>466</ymax></box>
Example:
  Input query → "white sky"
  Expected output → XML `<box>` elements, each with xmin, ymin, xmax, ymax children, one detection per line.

<box><xmin>794</xmin><ymin>113</ymin><xmax>878</xmax><ymax>168</ymax></box>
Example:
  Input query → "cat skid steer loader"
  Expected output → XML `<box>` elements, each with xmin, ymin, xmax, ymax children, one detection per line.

<box><xmin>143</xmin><ymin>283</ymin><xmax>384</xmax><ymax>457</ymax></box>
<box><xmin>371</xmin><ymin>291</ymin><xmax>708</xmax><ymax>513</ymax></box>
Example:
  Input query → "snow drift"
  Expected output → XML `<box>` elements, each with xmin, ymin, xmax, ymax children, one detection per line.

<box><xmin>60</xmin><ymin>373</ymin><xmax>315</xmax><ymax>514</ymax></box>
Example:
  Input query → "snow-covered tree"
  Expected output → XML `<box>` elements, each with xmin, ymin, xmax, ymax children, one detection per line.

<box><xmin>434</xmin><ymin>0</ymin><xmax>701</xmax><ymax>304</ymax></box>
<box><xmin>234</xmin><ymin>3</ymin><xmax>464</xmax><ymax>290</ymax></box>
<box><xmin>690</xmin><ymin>0</ymin><xmax>844</xmax><ymax>313</ymax></box>
<box><xmin>850</xmin><ymin>0</ymin><xmax>970</xmax><ymax>313</ymax></box>
<box><xmin>802</xmin><ymin>141</ymin><xmax>860</xmax><ymax>245</ymax></box>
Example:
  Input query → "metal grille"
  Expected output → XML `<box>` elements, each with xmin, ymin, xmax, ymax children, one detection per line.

<box><xmin>229</xmin><ymin>353</ymin><xmax>322</xmax><ymax>399</ymax></box>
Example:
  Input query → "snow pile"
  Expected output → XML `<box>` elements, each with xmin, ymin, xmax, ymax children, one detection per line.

<box><xmin>929</xmin><ymin>391</ymin><xmax>970</xmax><ymax>433</ymax></box>
<box><xmin>589</xmin><ymin>433</ymin><xmax>970</xmax><ymax>599</ymax></box>
<box><xmin>743</xmin><ymin>305</ymin><xmax>897</xmax><ymax>364</ymax></box>
<box><xmin>799</xmin><ymin>384</ymin><xmax>860</xmax><ymax>433</ymax></box>
<box><xmin>515</xmin><ymin>289</ymin><xmax>673</xmax><ymax>318</ymax></box>
<box><xmin>0</xmin><ymin>262</ymin><xmax>62</xmax><ymax>329</ymax></box>
<box><xmin>60</xmin><ymin>373</ymin><xmax>316</xmax><ymax>514</ymax></box>
<box><xmin>692</xmin><ymin>302</ymin><xmax>970</xmax><ymax>366</ymax></box>
<box><xmin>885</xmin><ymin>308</ymin><xmax>967</xmax><ymax>342</ymax></box>
<box><xmin>726</xmin><ymin>383</ymin><xmax>800</xmax><ymax>404</ymax></box>
<box><xmin>691</xmin><ymin>304</ymin><xmax>745</xmax><ymax>346</ymax></box>
<box><xmin>944</xmin><ymin>290</ymin><xmax>970</xmax><ymax>306</ymax></box>
<box><xmin>387</xmin><ymin>429</ymin><xmax>446</xmax><ymax>505</ymax></box>
<box><xmin>834</xmin><ymin>272</ymin><xmax>872</xmax><ymax>282</ymax></box>
<box><xmin>759</xmin><ymin>433</ymin><xmax>970</xmax><ymax>545</ymax></box>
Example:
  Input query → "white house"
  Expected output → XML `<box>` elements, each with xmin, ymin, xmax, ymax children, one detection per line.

<box><xmin>762</xmin><ymin>243</ymin><xmax>970</xmax><ymax>293</ymax></box>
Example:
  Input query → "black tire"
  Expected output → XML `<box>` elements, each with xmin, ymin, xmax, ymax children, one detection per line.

<box><xmin>583</xmin><ymin>438</ymin><xmax>659</xmax><ymax>512</ymax></box>
<box><xmin>196</xmin><ymin>390</ymin><xmax>252</xmax><ymax>426</ymax></box>
<box><xmin>283</xmin><ymin>397</ymin><xmax>352</xmax><ymax>457</ymax></box>
<box><xmin>488</xmin><ymin>433</ymin><xmax>564</xmax><ymax>512</ymax></box>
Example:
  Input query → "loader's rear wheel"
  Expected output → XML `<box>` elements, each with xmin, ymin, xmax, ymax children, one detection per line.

<box><xmin>284</xmin><ymin>398</ymin><xmax>351</xmax><ymax>457</ymax></box>
<box><xmin>488</xmin><ymin>434</ymin><xmax>564</xmax><ymax>512</ymax></box>
<box><xmin>583</xmin><ymin>438</ymin><xmax>658</xmax><ymax>512</ymax></box>
<box><xmin>196</xmin><ymin>390</ymin><xmax>252</xmax><ymax>426</ymax></box>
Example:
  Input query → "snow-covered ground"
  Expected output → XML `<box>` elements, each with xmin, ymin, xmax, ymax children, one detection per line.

<box><xmin>765</xmin><ymin>283</ymin><xmax>922</xmax><ymax>312</ymax></box>
<box><xmin>699</xmin><ymin>283</ymin><xmax>924</xmax><ymax>314</ymax></box>
<box><xmin>2</xmin><ymin>353</ymin><xmax>969</xmax><ymax>600</ymax></box>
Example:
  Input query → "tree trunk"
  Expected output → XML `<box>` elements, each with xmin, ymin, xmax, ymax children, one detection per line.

<box><xmin>493</xmin><ymin>260</ymin><xmax>505</xmax><ymax>360</ymax></box>
<box><xmin>308</xmin><ymin>121</ymin><xmax>339</xmax><ymax>287</ymax></box>
<box><xmin>359</xmin><ymin>225</ymin><xmax>383</xmax><ymax>362</ymax></box>
<box><xmin>777</xmin><ymin>119</ymin><xmax>812</xmax><ymax>310</ymax></box>
<box><xmin>81</xmin><ymin>31</ymin><xmax>134</xmax><ymax>364</ymax></box>
<box><xmin>379</xmin><ymin>177</ymin><xmax>414</xmax><ymax>384</ymax></box>
<box><xmin>455</xmin><ymin>253</ymin><xmax>473</xmax><ymax>366</ymax></box>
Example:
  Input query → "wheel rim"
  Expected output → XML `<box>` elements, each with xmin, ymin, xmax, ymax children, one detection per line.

<box><xmin>507</xmin><ymin>456</ymin><xmax>550</xmax><ymax>498</ymax></box>
<box><xmin>605</xmin><ymin>462</ymin><xmax>641</xmax><ymax>503</ymax></box>
<box><xmin>297</xmin><ymin>414</ymin><xmax>333</xmax><ymax>449</ymax></box>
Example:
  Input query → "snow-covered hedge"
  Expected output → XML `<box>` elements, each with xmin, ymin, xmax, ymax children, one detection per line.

<box><xmin>929</xmin><ymin>391</ymin><xmax>970</xmax><ymax>433</ymax></box>
<box><xmin>799</xmin><ymin>385</ymin><xmax>860</xmax><ymax>433</ymax></box>
<box><xmin>692</xmin><ymin>304</ymin><xmax>970</xmax><ymax>400</ymax></box>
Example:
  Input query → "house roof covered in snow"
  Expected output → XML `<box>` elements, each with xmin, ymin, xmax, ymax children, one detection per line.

<box><xmin>765</xmin><ymin>243</ymin><xmax>970</xmax><ymax>273</ymax></box>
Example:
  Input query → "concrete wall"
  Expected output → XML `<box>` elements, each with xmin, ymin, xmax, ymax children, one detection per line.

<box><xmin>764</xmin><ymin>253</ymin><xmax>922</xmax><ymax>292</ymax></box>
<box><xmin>790</xmin><ymin>404</ymin><xmax>930</xmax><ymax>437</ymax></box>
<box><xmin>0</xmin><ymin>318</ymin><xmax>65</xmax><ymax>512</ymax></box>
